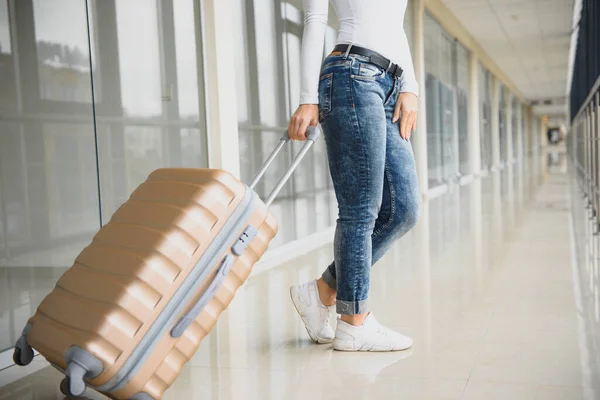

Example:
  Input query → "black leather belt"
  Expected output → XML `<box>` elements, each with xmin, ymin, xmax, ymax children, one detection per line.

<box><xmin>333</xmin><ymin>44</ymin><xmax>404</xmax><ymax>79</ymax></box>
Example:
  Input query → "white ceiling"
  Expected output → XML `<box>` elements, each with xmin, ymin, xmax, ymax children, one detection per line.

<box><xmin>441</xmin><ymin>0</ymin><xmax>574</xmax><ymax>103</ymax></box>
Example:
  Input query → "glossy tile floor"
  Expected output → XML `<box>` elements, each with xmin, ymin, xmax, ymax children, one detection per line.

<box><xmin>2</xmin><ymin>148</ymin><xmax>598</xmax><ymax>399</ymax></box>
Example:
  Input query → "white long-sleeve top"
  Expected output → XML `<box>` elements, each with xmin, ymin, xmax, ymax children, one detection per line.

<box><xmin>299</xmin><ymin>0</ymin><xmax>418</xmax><ymax>105</ymax></box>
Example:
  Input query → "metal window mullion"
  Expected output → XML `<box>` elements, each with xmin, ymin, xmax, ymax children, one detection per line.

<box><xmin>587</xmin><ymin>107</ymin><xmax>592</xmax><ymax>202</ymax></box>
<box><xmin>584</xmin><ymin>109</ymin><xmax>588</xmax><ymax>199</ymax></box>
<box><xmin>193</xmin><ymin>0</ymin><xmax>210</xmax><ymax>167</ymax></box>
<box><xmin>591</xmin><ymin>100</ymin><xmax>596</xmax><ymax>216</ymax></box>
<box><xmin>592</xmin><ymin>95</ymin><xmax>596</xmax><ymax>226</ymax></box>
<box><xmin>244</xmin><ymin>0</ymin><xmax>264</xmax><ymax>197</ymax></box>
<box><xmin>590</xmin><ymin>93</ymin><xmax>600</xmax><ymax>227</ymax></box>
<box><xmin>277</xmin><ymin>1</ymin><xmax>304</xmax><ymax>237</ymax></box>
<box><xmin>156</xmin><ymin>0</ymin><xmax>182</xmax><ymax>166</ymax></box>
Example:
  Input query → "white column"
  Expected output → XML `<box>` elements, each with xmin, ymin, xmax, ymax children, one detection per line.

<box><xmin>515</xmin><ymin>104</ymin><xmax>524</xmax><ymax>208</ymax></box>
<box><xmin>534</xmin><ymin>114</ymin><xmax>541</xmax><ymax>156</ymax></box>
<box><xmin>531</xmin><ymin>114</ymin><xmax>540</xmax><ymax>183</ymax></box>
<box><xmin>540</xmin><ymin>116</ymin><xmax>548</xmax><ymax>149</ymax></box>
<box><xmin>411</xmin><ymin>0</ymin><xmax>432</xmax><ymax>354</ymax></box>
<box><xmin>201</xmin><ymin>1</ymin><xmax>247</xmax><ymax>379</ymax></box>
<box><xmin>540</xmin><ymin>117</ymin><xmax>548</xmax><ymax>181</ymax></box>
<box><xmin>412</xmin><ymin>0</ymin><xmax>429</xmax><ymax>198</ymax></box>
<box><xmin>468</xmin><ymin>53</ymin><xmax>481</xmax><ymax>176</ymax></box>
<box><xmin>526</xmin><ymin>106</ymin><xmax>535</xmax><ymax>156</ymax></box>
<box><xmin>202</xmin><ymin>0</ymin><xmax>241</xmax><ymax>176</ymax></box>
<box><xmin>539</xmin><ymin>118</ymin><xmax>549</xmax><ymax>182</ymax></box>
<box><xmin>467</xmin><ymin>55</ymin><xmax>483</xmax><ymax>295</ymax></box>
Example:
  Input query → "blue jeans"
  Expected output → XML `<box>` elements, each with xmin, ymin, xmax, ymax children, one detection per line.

<box><xmin>318</xmin><ymin>54</ymin><xmax>420</xmax><ymax>315</ymax></box>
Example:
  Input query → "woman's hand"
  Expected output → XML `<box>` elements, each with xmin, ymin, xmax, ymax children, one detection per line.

<box><xmin>288</xmin><ymin>104</ymin><xmax>319</xmax><ymax>141</ymax></box>
<box><xmin>392</xmin><ymin>92</ymin><xmax>418</xmax><ymax>141</ymax></box>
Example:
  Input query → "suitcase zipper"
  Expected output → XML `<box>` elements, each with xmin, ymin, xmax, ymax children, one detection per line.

<box><xmin>96</xmin><ymin>187</ymin><xmax>255</xmax><ymax>393</ymax></box>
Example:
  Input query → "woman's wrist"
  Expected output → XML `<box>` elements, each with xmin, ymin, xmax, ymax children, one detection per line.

<box><xmin>399</xmin><ymin>91</ymin><xmax>418</xmax><ymax>98</ymax></box>
<box><xmin>299</xmin><ymin>95</ymin><xmax>319</xmax><ymax>105</ymax></box>
<box><xmin>399</xmin><ymin>81</ymin><xmax>419</xmax><ymax>97</ymax></box>
<box><xmin>298</xmin><ymin>103</ymin><xmax>319</xmax><ymax>107</ymax></box>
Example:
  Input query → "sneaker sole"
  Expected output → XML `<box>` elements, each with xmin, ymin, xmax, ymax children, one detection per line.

<box><xmin>289</xmin><ymin>287</ymin><xmax>333</xmax><ymax>344</ymax></box>
<box><xmin>332</xmin><ymin>338</ymin><xmax>412</xmax><ymax>352</ymax></box>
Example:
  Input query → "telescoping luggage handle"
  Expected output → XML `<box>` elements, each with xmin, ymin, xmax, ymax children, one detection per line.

<box><xmin>248</xmin><ymin>126</ymin><xmax>322</xmax><ymax>206</ymax></box>
<box><xmin>169</xmin><ymin>127</ymin><xmax>321</xmax><ymax>339</ymax></box>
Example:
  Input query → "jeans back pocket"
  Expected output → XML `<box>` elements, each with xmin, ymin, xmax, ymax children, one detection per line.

<box><xmin>318</xmin><ymin>73</ymin><xmax>333</xmax><ymax>120</ymax></box>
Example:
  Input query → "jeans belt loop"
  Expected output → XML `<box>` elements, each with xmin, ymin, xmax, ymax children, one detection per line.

<box><xmin>343</xmin><ymin>43</ymin><xmax>353</xmax><ymax>59</ymax></box>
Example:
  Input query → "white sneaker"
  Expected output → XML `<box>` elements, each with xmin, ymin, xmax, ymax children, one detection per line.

<box><xmin>290</xmin><ymin>280</ymin><xmax>336</xmax><ymax>344</ymax></box>
<box><xmin>333</xmin><ymin>313</ymin><xmax>412</xmax><ymax>352</ymax></box>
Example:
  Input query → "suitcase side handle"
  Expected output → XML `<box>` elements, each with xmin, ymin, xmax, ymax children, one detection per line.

<box><xmin>248</xmin><ymin>126</ymin><xmax>322</xmax><ymax>207</ymax></box>
<box><xmin>170</xmin><ymin>254</ymin><xmax>236</xmax><ymax>338</ymax></box>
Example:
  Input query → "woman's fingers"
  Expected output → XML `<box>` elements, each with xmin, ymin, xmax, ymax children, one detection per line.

<box><xmin>400</xmin><ymin>112</ymin><xmax>409</xmax><ymax>140</ymax></box>
<box><xmin>405</xmin><ymin>111</ymin><xmax>417</xmax><ymax>140</ymax></box>
<box><xmin>288</xmin><ymin>119</ymin><xmax>297</xmax><ymax>140</ymax></box>
<box><xmin>410</xmin><ymin>116</ymin><xmax>417</xmax><ymax>140</ymax></box>
<box><xmin>296</xmin><ymin>118</ymin><xmax>311</xmax><ymax>141</ymax></box>
<box><xmin>408</xmin><ymin>111</ymin><xmax>417</xmax><ymax>139</ymax></box>
<box><xmin>289</xmin><ymin>105</ymin><xmax>319</xmax><ymax>140</ymax></box>
<box><xmin>392</xmin><ymin>101</ymin><xmax>402</xmax><ymax>123</ymax></box>
<box><xmin>396</xmin><ymin>92</ymin><xmax>419</xmax><ymax>141</ymax></box>
<box><xmin>289</xmin><ymin>113</ymin><xmax>306</xmax><ymax>140</ymax></box>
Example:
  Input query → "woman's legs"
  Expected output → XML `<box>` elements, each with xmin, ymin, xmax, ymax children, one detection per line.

<box><xmin>320</xmin><ymin>80</ymin><xmax>387</xmax><ymax>318</ymax></box>
<box><xmin>320</xmin><ymin>85</ymin><xmax>420</xmax><ymax>320</ymax></box>
<box><xmin>290</xmin><ymin>55</ymin><xmax>418</xmax><ymax>350</ymax></box>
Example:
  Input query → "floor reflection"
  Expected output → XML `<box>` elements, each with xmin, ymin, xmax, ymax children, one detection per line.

<box><xmin>2</xmin><ymin>148</ymin><xmax>599</xmax><ymax>399</ymax></box>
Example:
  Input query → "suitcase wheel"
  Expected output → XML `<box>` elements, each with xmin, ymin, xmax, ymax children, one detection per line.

<box><xmin>60</xmin><ymin>377</ymin><xmax>87</xmax><ymax>397</ymax></box>
<box><xmin>12</xmin><ymin>343</ymin><xmax>34</xmax><ymax>366</ymax></box>
<box><xmin>59</xmin><ymin>378</ymin><xmax>70</xmax><ymax>396</ymax></box>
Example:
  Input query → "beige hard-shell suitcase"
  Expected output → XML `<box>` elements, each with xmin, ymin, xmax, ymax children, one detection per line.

<box><xmin>12</xmin><ymin>128</ymin><xmax>321</xmax><ymax>399</ymax></box>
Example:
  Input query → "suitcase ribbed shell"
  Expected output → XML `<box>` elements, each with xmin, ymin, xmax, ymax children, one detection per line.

<box><xmin>25</xmin><ymin>168</ymin><xmax>278</xmax><ymax>399</ymax></box>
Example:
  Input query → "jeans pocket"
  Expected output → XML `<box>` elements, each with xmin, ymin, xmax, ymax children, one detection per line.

<box><xmin>319</xmin><ymin>73</ymin><xmax>333</xmax><ymax>120</ymax></box>
<box><xmin>352</xmin><ymin>62</ymin><xmax>385</xmax><ymax>81</ymax></box>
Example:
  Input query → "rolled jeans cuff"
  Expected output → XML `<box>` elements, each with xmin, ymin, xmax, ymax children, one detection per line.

<box><xmin>336</xmin><ymin>299</ymin><xmax>369</xmax><ymax>315</ymax></box>
<box><xmin>322</xmin><ymin>267</ymin><xmax>337</xmax><ymax>290</ymax></box>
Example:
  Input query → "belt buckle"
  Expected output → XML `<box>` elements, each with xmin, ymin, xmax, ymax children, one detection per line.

<box><xmin>385</xmin><ymin>59</ymin><xmax>392</xmax><ymax>73</ymax></box>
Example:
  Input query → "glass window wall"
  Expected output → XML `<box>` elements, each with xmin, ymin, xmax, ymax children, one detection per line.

<box><xmin>511</xmin><ymin>96</ymin><xmax>520</xmax><ymax>160</ymax></box>
<box><xmin>0</xmin><ymin>0</ymin><xmax>209</xmax><ymax>354</ymax></box>
<box><xmin>234</xmin><ymin>0</ymin><xmax>341</xmax><ymax>248</ymax></box>
<box><xmin>425</xmin><ymin>13</ymin><xmax>469</xmax><ymax>187</ymax></box>
<box><xmin>498</xmin><ymin>84</ymin><xmax>508</xmax><ymax>163</ymax></box>
<box><xmin>455</xmin><ymin>42</ymin><xmax>469</xmax><ymax>175</ymax></box>
<box><xmin>479</xmin><ymin>65</ymin><xmax>493</xmax><ymax>170</ymax></box>
<box><xmin>521</xmin><ymin>104</ymin><xmax>528</xmax><ymax>156</ymax></box>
